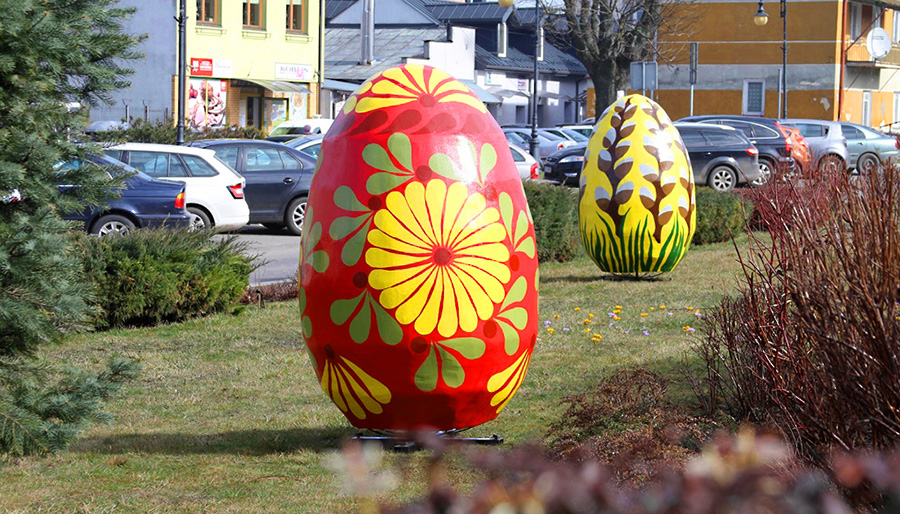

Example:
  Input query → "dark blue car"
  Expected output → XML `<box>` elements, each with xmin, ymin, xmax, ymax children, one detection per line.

<box><xmin>60</xmin><ymin>154</ymin><xmax>192</xmax><ymax>236</ymax></box>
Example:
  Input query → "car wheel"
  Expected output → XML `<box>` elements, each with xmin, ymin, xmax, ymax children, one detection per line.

<box><xmin>91</xmin><ymin>214</ymin><xmax>135</xmax><ymax>237</ymax></box>
<box><xmin>708</xmin><ymin>166</ymin><xmax>737</xmax><ymax>192</ymax></box>
<box><xmin>188</xmin><ymin>207</ymin><xmax>212</xmax><ymax>231</ymax></box>
<box><xmin>818</xmin><ymin>154</ymin><xmax>845</xmax><ymax>174</ymax></box>
<box><xmin>858</xmin><ymin>153</ymin><xmax>879</xmax><ymax>174</ymax></box>
<box><xmin>752</xmin><ymin>159</ymin><xmax>773</xmax><ymax>186</ymax></box>
<box><xmin>285</xmin><ymin>196</ymin><xmax>308</xmax><ymax>236</ymax></box>
<box><xmin>262</xmin><ymin>223</ymin><xmax>286</xmax><ymax>232</ymax></box>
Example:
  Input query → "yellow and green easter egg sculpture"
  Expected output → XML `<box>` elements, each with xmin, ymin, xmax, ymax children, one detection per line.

<box><xmin>299</xmin><ymin>64</ymin><xmax>539</xmax><ymax>432</ymax></box>
<box><xmin>579</xmin><ymin>95</ymin><xmax>695</xmax><ymax>275</ymax></box>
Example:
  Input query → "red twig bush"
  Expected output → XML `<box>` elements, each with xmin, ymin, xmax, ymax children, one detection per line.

<box><xmin>696</xmin><ymin>165</ymin><xmax>900</xmax><ymax>462</ymax></box>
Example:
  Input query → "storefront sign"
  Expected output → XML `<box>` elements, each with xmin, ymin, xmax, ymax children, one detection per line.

<box><xmin>191</xmin><ymin>58</ymin><xmax>213</xmax><ymax>77</ymax></box>
<box><xmin>190</xmin><ymin>58</ymin><xmax>232</xmax><ymax>78</ymax></box>
<box><xmin>275</xmin><ymin>63</ymin><xmax>314</xmax><ymax>81</ymax></box>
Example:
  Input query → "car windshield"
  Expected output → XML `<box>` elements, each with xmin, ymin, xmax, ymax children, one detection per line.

<box><xmin>560</xmin><ymin>129</ymin><xmax>589</xmax><ymax>142</ymax></box>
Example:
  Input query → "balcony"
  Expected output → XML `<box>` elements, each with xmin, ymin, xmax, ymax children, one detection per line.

<box><xmin>845</xmin><ymin>38</ymin><xmax>900</xmax><ymax>66</ymax></box>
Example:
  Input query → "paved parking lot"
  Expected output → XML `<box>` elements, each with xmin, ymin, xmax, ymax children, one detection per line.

<box><xmin>227</xmin><ymin>225</ymin><xmax>301</xmax><ymax>286</ymax></box>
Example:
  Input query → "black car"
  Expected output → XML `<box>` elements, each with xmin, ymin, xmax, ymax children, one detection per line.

<box><xmin>542</xmin><ymin>143</ymin><xmax>586</xmax><ymax>186</ymax></box>
<box><xmin>674</xmin><ymin>123</ymin><xmax>762</xmax><ymax>192</ymax></box>
<box><xmin>676</xmin><ymin>115</ymin><xmax>794</xmax><ymax>183</ymax></box>
<box><xmin>187</xmin><ymin>139</ymin><xmax>314</xmax><ymax>235</ymax></box>
<box><xmin>59</xmin><ymin>154</ymin><xmax>192</xmax><ymax>236</ymax></box>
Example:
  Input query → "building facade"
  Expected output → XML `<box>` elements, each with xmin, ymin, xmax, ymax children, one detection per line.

<box><xmin>651</xmin><ymin>0</ymin><xmax>900</xmax><ymax>129</ymax></box>
<box><xmin>90</xmin><ymin>0</ymin><xmax>323</xmax><ymax>133</ymax></box>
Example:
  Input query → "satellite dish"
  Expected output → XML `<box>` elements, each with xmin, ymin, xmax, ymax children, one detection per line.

<box><xmin>867</xmin><ymin>27</ymin><xmax>891</xmax><ymax>60</ymax></box>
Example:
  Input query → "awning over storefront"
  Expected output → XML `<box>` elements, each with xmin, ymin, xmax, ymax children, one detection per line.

<box><xmin>460</xmin><ymin>80</ymin><xmax>501</xmax><ymax>104</ymax></box>
<box><xmin>487</xmin><ymin>86</ymin><xmax>530</xmax><ymax>99</ymax></box>
<box><xmin>323</xmin><ymin>78</ymin><xmax>361</xmax><ymax>93</ymax></box>
<box><xmin>242</xmin><ymin>79</ymin><xmax>312</xmax><ymax>94</ymax></box>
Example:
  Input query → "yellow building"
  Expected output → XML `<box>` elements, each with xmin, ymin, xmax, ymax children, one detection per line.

<box><xmin>186</xmin><ymin>0</ymin><xmax>323</xmax><ymax>132</ymax></box>
<box><xmin>585</xmin><ymin>0</ymin><xmax>900</xmax><ymax>130</ymax></box>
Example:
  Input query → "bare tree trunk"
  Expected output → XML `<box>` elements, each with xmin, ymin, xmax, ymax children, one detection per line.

<box><xmin>590</xmin><ymin>59</ymin><xmax>618</xmax><ymax>117</ymax></box>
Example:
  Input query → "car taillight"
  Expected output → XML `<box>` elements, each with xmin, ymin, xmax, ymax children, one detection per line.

<box><xmin>895</xmin><ymin>137</ymin><xmax>900</xmax><ymax>150</ymax></box>
<box><xmin>174</xmin><ymin>192</ymin><xmax>185</xmax><ymax>209</ymax></box>
<box><xmin>746</xmin><ymin>147</ymin><xmax>759</xmax><ymax>156</ymax></box>
<box><xmin>557</xmin><ymin>142</ymin><xmax>565</xmax><ymax>151</ymax></box>
<box><xmin>227</xmin><ymin>183</ymin><xmax>244</xmax><ymax>199</ymax></box>
<box><xmin>530</xmin><ymin>163</ymin><xmax>540</xmax><ymax>180</ymax></box>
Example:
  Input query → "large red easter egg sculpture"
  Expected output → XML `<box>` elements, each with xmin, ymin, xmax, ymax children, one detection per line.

<box><xmin>299</xmin><ymin>64</ymin><xmax>539</xmax><ymax>431</ymax></box>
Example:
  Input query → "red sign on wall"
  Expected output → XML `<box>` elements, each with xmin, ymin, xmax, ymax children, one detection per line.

<box><xmin>191</xmin><ymin>58</ymin><xmax>213</xmax><ymax>77</ymax></box>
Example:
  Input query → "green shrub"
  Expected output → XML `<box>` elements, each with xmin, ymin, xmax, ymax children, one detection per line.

<box><xmin>77</xmin><ymin>230</ymin><xmax>253</xmax><ymax>328</ymax></box>
<box><xmin>692</xmin><ymin>187</ymin><xmax>749</xmax><ymax>245</ymax></box>
<box><xmin>523</xmin><ymin>181</ymin><xmax>580</xmax><ymax>262</ymax></box>
<box><xmin>97</xmin><ymin>118</ymin><xmax>265</xmax><ymax>144</ymax></box>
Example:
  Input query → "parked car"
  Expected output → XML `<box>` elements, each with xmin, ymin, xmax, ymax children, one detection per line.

<box><xmin>676</xmin><ymin>115</ymin><xmax>794</xmax><ymax>183</ymax></box>
<box><xmin>780</xmin><ymin>119</ymin><xmax>848</xmax><ymax>173</ymax></box>
<box><xmin>557</xmin><ymin>124</ymin><xmax>595</xmax><ymax>138</ymax></box>
<box><xmin>542</xmin><ymin>143</ymin><xmax>586</xmax><ymax>186</ymax></box>
<box><xmin>502</xmin><ymin>127</ymin><xmax>576</xmax><ymax>160</ymax></box>
<box><xmin>838</xmin><ymin>122</ymin><xmax>900</xmax><ymax>173</ymax></box>
<box><xmin>508</xmin><ymin>143</ymin><xmax>541</xmax><ymax>180</ymax></box>
<box><xmin>103</xmin><ymin>143</ymin><xmax>250</xmax><ymax>231</ymax></box>
<box><xmin>187</xmin><ymin>139</ymin><xmax>315</xmax><ymax>235</ymax></box>
<box><xmin>541</xmin><ymin>127</ymin><xmax>589</xmax><ymax>143</ymax></box>
<box><xmin>284</xmin><ymin>134</ymin><xmax>324</xmax><ymax>161</ymax></box>
<box><xmin>675</xmin><ymin>123</ymin><xmax>761</xmax><ymax>192</ymax></box>
<box><xmin>267</xmin><ymin>119</ymin><xmax>334</xmax><ymax>143</ymax></box>
<box><xmin>58</xmin><ymin>154</ymin><xmax>192</xmax><ymax>236</ymax></box>
<box><xmin>782</xmin><ymin>126</ymin><xmax>813</xmax><ymax>175</ymax></box>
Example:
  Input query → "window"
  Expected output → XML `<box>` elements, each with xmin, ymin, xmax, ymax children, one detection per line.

<box><xmin>197</xmin><ymin>0</ymin><xmax>219</xmax><ymax>24</ymax></box>
<box><xmin>211</xmin><ymin>147</ymin><xmax>239</xmax><ymax>170</ymax></box>
<box><xmin>296</xmin><ymin>143</ymin><xmax>321</xmax><ymax>160</ymax></box>
<box><xmin>510</xmin><ymin>147</ymin><xmax>526</xmax><ymax>162</ymax></box>
<box><xmin>863</xmin><ymin>90</ymin><xmax>872</xmax><ymax>126</ymax></box>
<box><xmin>851</xmin><ymin>3</ymin><xmax>862</xmax><ymax>39</ymax></box>
<box><xmin>128</xmin><ymin>152</ymin><xmax>170</xmax><ymax>178</ymax></box>
<box><xmin>245</xmin><ymin>147</ymin><xmax>284</xmax><ymax>172</ymax></box>
<box><xmin>243</xmin><ymin>0</ymin><xmax>263</xmax><ymax>28</ymax></box>
<box><xmin>841</xmin><ymin>123</ymin><xmax>865</xmax><ymax>140</ymax></box>
<box><xmin>497</xmin><ymin>22</ymin><xmax>508</xmax><ymax>58</ymax></box>
<box><xmin>182</xmin><ymin>155</ymin><xmax>219</xmax><ymax>177</ymax></box>
<box><xmin>894</xmin><ymin>9</ymin><xmax>900</xmax><ymax>42</ymax></box>
<box><xmin>286</xmin><ymin>0</ymin><xmax>305</xmax><ymax>32</ymax></box>
<box><xmin>678</xmin><ymin>128</ymin><xmax>707</xmax><ymax>148</ymax></box>
<box><xmin>794</xmin><ymin>123</ymin><xmax>825</xmax><ymax>138</ymax></box>
<box><xmin>742</xmin><ymin>80</ymin><xmax>765</xmax><ymax>116</ymax></box>
<box><xmin>894</xmin><ymin>92</ymin><xmax>900</xmax><ymax>126</ymax></box>
<box><xmin>705</xmin><ymin>131</ymin><xmax>747</xmax><ymax>146</ymax></box>
<box><xmin>277</xmin><ymin>148</ymin><xmax>302</xmax><ymax>169</ymax></box>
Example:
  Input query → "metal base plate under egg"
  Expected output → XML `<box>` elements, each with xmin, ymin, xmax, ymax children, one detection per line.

<box><xmin>352</xmin><ymin>431</ymin><xmax>503</xmax><ymax>452</ymax></box>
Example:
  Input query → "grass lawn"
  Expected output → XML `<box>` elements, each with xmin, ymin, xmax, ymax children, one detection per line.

<box><xmin>0</xmin><ymin>235</ymin><xmax>748</xmax><ymax>513</ymax></box>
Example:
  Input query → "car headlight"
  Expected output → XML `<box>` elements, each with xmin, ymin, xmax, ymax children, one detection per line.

<box><xmin>559</xmin><ymin>155</ymin><xmax>585</xmax><ymax>164</ymax></box>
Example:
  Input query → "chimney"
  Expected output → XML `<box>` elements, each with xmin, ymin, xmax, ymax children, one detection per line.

<box><xmin>360</xmin><ymin>0</ymin><xmax>375</xmax><ymax>65</ymax></box>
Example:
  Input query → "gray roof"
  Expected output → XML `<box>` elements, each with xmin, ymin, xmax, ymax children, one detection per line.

<box><xmin>476</xmin><ymin>40</ymin><xmax>586</xmax><ymax>75</ymax></box>
<box><xmin>325</xmin><ymin>27</ymin><xmax>449</xmax><ymax>81</ymax></box>
<box><xmin>427</xmin><ymin>2</ymin><xmax>514</xmax><ymax>23</ymax></box>
<box><xmin>326</xmin><ymin>0</ymin><xmax>355</xmax><ymax>19</ymax></box>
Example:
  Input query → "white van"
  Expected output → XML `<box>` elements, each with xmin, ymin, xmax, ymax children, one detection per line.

<box><xmin>267</xmin><ymin>119</ymin><xmax>334</xmax><ymax>142</ymax></box>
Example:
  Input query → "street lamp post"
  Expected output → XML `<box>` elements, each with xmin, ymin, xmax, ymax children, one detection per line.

<box><xmin>529</xmin><ymin>0</ymin><xmax>541</xmax><ymax>161</ymax></box>
<box><xmin>753</xmin><ymin>0</ymin><xmax>787</xmax><ymax>118</ymax></box>
<box><xmin>175</xmin><ymin>0</ymin><xmax>186</xmax><ymax>144</ymax></box>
